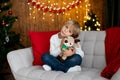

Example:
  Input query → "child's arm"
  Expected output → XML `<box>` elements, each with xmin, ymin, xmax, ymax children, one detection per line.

<box><xmin>49</xmin><ymin>34</ymin><xmax>61</xmax><ymax>57</ymax></box>
<box><xmin>75</xmin><ymin>44</ymin><xmax>84</xmax><ymax>58</ymax></box>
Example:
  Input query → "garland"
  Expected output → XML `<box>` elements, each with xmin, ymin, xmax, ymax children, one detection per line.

<box><xmin>27</xmin><ymin>0</ymin><xmax>82</xmax><ymax>13</ymax></box>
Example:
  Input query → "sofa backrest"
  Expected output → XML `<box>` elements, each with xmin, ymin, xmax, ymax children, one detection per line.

<box><xmin>79</xmin><ymin>31</ymin><xmax>106</xmax><ymax>70</ymax></box>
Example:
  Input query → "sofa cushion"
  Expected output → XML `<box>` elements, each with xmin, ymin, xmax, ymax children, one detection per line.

<box><xmin>79</xmin><ymin>31</ymin><xmax>106</xmax><ymax>70</ymax></box>
<box><xmin>28</xmin><ymin>31</ymin><xmax>58</xmax><ymax>65</ymax></box>
<box><xmin>111</xmin><ymin>68</ymin><xmax>120</xmax><ymax>80</ymax></box>
<box><xmin>16</xmin><ymin>66</ymin><xmax>108</xmax><ymax>80</ymax></box>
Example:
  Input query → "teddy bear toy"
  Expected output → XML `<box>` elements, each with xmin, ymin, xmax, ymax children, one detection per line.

<box><xmin>57</xmin><ymin>36</ymin><xmax>80</xmax><ymax>62</ymax></box>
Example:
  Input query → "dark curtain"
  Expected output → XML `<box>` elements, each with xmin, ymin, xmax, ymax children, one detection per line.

<box><xmin>105</xmin><ymin>0</ymin><xmax>120</xmax><ymax>29</ymax></box>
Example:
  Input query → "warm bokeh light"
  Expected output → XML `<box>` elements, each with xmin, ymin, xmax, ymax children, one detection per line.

<box><xmin>27</xmin><ymin>0</ymin><xmax>91</xmax><ymax>29</ymax></box>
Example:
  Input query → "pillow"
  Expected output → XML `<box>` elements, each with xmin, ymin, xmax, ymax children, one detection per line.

<box><xmin>111</xmin><ymin>68</ymin><xmax>120</xmax><ymax>80</ymax></box>
<box><xmin>28</xmin><ymin>31</ymin><xmax>59</xmax><ymax>65</ymax></box>
<box><xmin>101</xmin><ymin>55</ymin><xmax>120</xmax><ymax>79</ymax></box>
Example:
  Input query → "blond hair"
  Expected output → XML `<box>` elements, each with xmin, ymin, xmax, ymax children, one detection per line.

<box><xmin>65</xmin><ymin>20</ymin><xmax>80</xmax><ymax>38</ymax></box>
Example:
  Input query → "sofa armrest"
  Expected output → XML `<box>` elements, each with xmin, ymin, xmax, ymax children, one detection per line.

<box><xmin>7</xmin><ymin>47</ymin><xmax>33</xmax><ymax>73</ymax></box>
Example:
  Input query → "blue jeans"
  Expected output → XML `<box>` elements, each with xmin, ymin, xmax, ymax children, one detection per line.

<box><xmin>41</xmin><ymin>53</ymin><xmax>82</xmax><ymax>72</ymax></box>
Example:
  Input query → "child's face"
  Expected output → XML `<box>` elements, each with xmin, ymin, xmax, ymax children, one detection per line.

<box><xmin>60</xmin><ymin>24</ymin><xmax>73</xmax><ymax>37</ymax></box>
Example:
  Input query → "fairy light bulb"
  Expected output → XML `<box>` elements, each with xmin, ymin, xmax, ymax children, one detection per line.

<box><xmin>34</xmin><ymin>6</ymin><xmax>36</xmax><ymax>8</ymax></box>
<box><xmin>69</xmin><ymin>18</ymin><xmax>71</xmax><ymax>20</ymax></box>
<box><xmin>76</xmin><ymin>16</ymin><xmax>79</xmax><ymax>18</ymax></box>
<box><xmin>57</xmin><ymin>13</ymin><xmax>59</xmax><ymax>15</ymax></box>
<box><xmin>53</xmin><ymin>3</ymin><xmax>56</xmax><ymax>6</ymax></box>
<box><xmin>29</xmin><ymin>13</ymin><xmax>32</xmax><ymax>16</ymax></box>
<box><xmin>72</xmin><ymin>1</ymin><xmax>75</xmax><ymax>4</ymax></box>
<box><xmin>50</xmin><ymin>14</ymin><xmax>52</xmax><ymax>16</ymax></box>
<box><xmin>48</xmin><ymin>1</ymin><xmax>50</xmax><ymax>3</ymax></box>
<box><xmin>97</xmin><ymin>28</ymin><xmax>100</xmax><ymax>31</ymax></box>
<box><xmin>29</xmin><ymin>8</ymin><xmax>32</xmax><ymax>10</ymax></box>
<box><xmin>52</xmin><ymin>19</ymin><xmax>54</xmax><ymax>21</ymax></box>
<box><xmin>80</xmin><ymin>27</ymin><xmax>83</xmax><ymax>30</ymax></box>
<box><xmin>43</xmin><ymin>12</ymin><xmax>45</xmax><ymax>15</ymax></box>
<box><xmin>62</xmin><ymin>12</ymin><xmax>65</xmax><ymax>15</ymax></box>
<box><xmin>4</xmin><ymin>3</ymin><xmax>7</xmax><ymax>6</ymax></box>
<box><xmin>68</xmin><ymin>13</ymin><xmax>70</xmax><ymax>16</ymax></box>
<box><xmin>33</xmin><ymin>11</ymin><xmax>35</xmax><ymax>14</ymax></box>
<box><xmin>88</xmin><ymin>27</ymin><xmax>91</xmax><ymax>31</ymax></box>
<box><xmin>63</xmin><ymin>2</ymin><xmax>66</xmax><ymax>5</ymax></box>
<box><xmin>76</xmin><ymin>11</ymin><xmax>78</xmax><ymax>13</ymax></box>
<box><xmin>33</xmin><ymin>16</ymin><xmax>35</xmax><ymax>19</ymax></box>
<box><xmin>95</xmin><ymin>23</ymin><xmax>97</xmax><ymax>26</ymax></box>
<box><xmin>85</xmin><ymin>0</ymin><xmax>88</xmax><ymax>2</ymax></box>
<box><xmin>93</xmin><ymin>19</ymin><xmax>95</xmax><ymax>21</ymax></box>
<box><xmin>38</xmin><ymin>8</ymin><xmax>40</xmax><ymax>11</ymax></box>
<box><xmin>75</xmin><ymin>6</ymin><xmax>78</xmax><ymax>9</ymax></box>
<box><xmin>42</xmin><ymin>17</ymin><xmax>45</xmax><ymax>20</ymax></box>
<box><xmin>27</xmin><ymin>2</ymin><xmax>30</xmax><ymax>5</ymax></box>
<box><xmin>80</xmin><ymin>6</ymin><xmax>82</xmax><ymax>8</ymax></box>
<box><xmin>65</xmin><ymin>13</ymin><xmax>68</xmax><ymax>16</ymax></box>
<box><xmin>56</xmin><ymin>3</ymin><xmax>58</xmax><ymax>6</ymax></box>
<box><xmin>51</xmin><ymin>4</ymin><xmax>53</xmax><ymax>7</ymax></box>
<box><xmin>42</xmin><ymin>3</ymin><xmax>45</xmax><ymax>5</ymax></box>
<box><xmin>88</xmin><ymin>4</ymin><xmax>91</xmax><ymax>7</ymax></box>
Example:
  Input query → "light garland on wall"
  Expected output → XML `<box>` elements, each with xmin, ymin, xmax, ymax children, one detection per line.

<box><xmin>27</xmin><ymin>0</ymin><xmax>90</xmax><ymax>24</ymax></box>
<box><xmin>27</xmin><ymin>0</ymin><xmax>82</xmax><ymax>14</ymax></box>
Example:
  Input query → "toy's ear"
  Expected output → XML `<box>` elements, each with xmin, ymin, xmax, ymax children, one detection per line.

<box><xmin>74</xmin><ymin>39</ymin><xmax>80</xmax><ymax>48</ymax></box>
<box><xmin>75</xmin><ymin>39</ymin><xmax>80</xmax><ymax>43</ymax></box>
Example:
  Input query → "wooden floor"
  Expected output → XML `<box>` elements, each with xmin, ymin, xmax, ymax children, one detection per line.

<box><xmin>0</xmin><ymin>61</ymin><xmax>15</xmax><ymax>80</ymax></box>
<box><xmin>0</xmin><ymin>73</ymin><xmax>15</xmax><ymax>80</ymax></box>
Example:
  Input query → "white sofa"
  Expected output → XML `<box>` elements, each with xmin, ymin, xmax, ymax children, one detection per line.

<box><xmin>7</xmin><ymin>31</ymin><xmax>109</xmax><ymax>80</ymax></box>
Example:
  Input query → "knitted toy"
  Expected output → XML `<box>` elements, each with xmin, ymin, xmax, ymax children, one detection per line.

<box><xmin>57</xmin><ymin>36</ymin><xmax>80</xmax><ymax>61</ymax></box>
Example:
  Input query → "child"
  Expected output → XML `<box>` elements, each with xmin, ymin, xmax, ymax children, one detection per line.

<box><xmin>41</xmin><ymin>20</ymin><xmax>84</xmax><ymax>72</ymax></box>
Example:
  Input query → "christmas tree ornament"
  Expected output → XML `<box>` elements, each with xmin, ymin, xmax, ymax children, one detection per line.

<box><xmin>4</xmin><ymin>3</ymin><xmax>7</xmax><ymax>6</ymax></box>
<box><xmin>5</xmin><ymin>36</ymin><xmax>9</xmax><ymax>43</ymax></box>
<box><xmin>8</xmin><ymin>10</ymin><xmax>13</xmax><ymax>15</ymax></box>
<box><xmin>2</xmin><ymin>20</ymin><xmax>6</xmax><ymax>26</ymax></box>
<box><xmin>5</xmin><ymin>30</ymin><xmax>9</xmax><ymax>42</ymax></box>
<box><xmin>15</xmin><ymin>18</ymin><xmax>18</xmax><ymax>21</ymax></box>
<box><xmin>4</xmin><ymin>42</ymin><xmax>6</xmax><ymax>44</ymax></box>
<box><xmin>6</xmin><ymin>24</ymin><xmax>9</xmax><ymax>27</ymax></box>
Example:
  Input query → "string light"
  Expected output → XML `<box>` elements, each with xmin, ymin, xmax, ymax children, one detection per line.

<box><xmin>27</xmin><ymin>0</ymin><xmax>89</xmax><ymax>24</ymax></box>
<box><xmin>27</xmin><ymin>0</ymin><xmax>82</xmax><ymax>14</ymax></box>
<box><xmin>52</xmin><ymin>19</ymin><xmax>54</xmax><ymax>21</ymax></box>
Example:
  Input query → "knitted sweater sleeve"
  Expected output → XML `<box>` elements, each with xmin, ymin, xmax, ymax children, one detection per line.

<box><xmin>49</xmin><ymin>34</ymin><xmax>61</xmax><ymax>57</ymax></box>
<box><xmin>75</xmin><ymin>43</ymin><xmax>84</xmax><ymax>58</ymax></box>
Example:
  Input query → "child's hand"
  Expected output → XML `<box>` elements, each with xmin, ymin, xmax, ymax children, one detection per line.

<box><xmin>63</xmin><ymin>47</ymin><xmax>75</xmax><ymax>57</ymax></box>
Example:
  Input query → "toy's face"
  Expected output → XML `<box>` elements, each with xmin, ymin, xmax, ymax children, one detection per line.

<box><xmin>63</xmin><ymin>36</ymin><xmax>74</xmax><ymax>47</ymax></box>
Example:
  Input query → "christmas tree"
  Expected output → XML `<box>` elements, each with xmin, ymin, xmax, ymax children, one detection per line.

<box><xmin>0</xmin><ymin>0</ymin><xmax>24</xmax><ymax>67</ymax></box>
<box><xmin>82</xmin><ymin>11</ymin><xmax>101</xmax><ymax>31</ymax></box>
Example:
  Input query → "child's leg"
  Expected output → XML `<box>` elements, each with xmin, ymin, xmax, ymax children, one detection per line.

<box><xmin>41</xmin><ymin>53</ymin><xmax>68</xmax><ymax>72</ymax></box>
<box><xmin>41</xmin><ymin>53</ymin><xmax>82</xmax><ymax>72</ymax></box>
<box><xmin>62</xmin><ymin>54</ymin><xmax>82</xmax><ymax>70</ymax></box>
